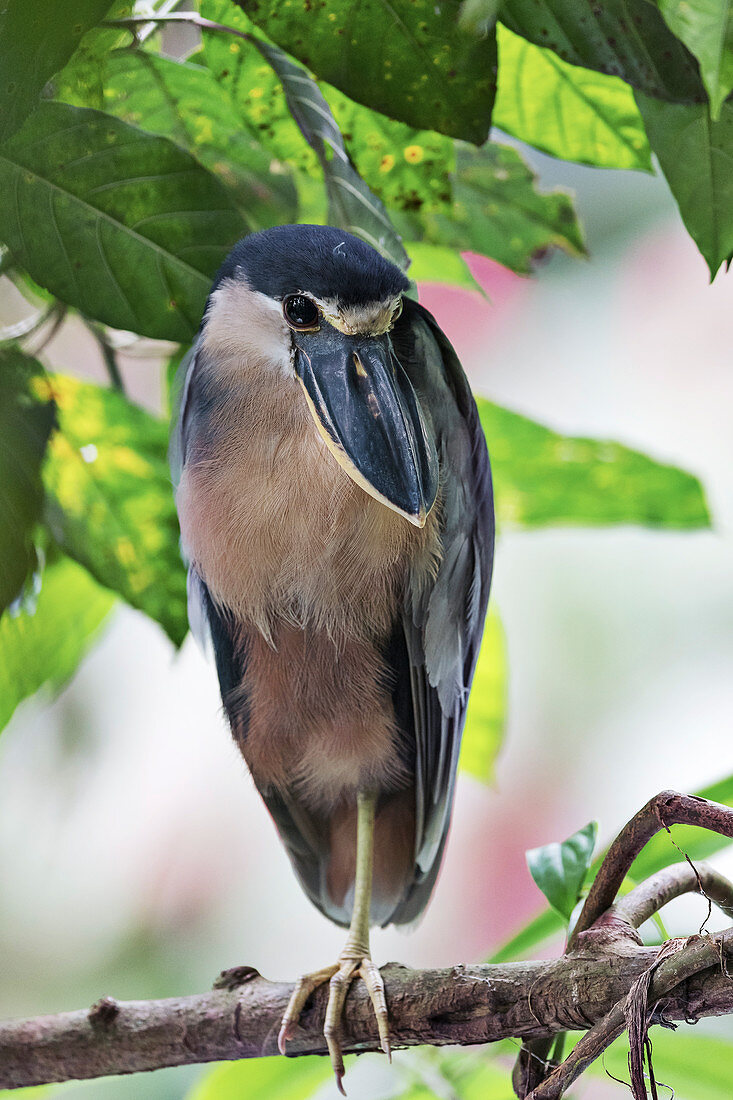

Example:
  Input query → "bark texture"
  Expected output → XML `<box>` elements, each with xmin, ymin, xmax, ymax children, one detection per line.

<box><xmin>1</xmin><ymin>934</ymin><xmax>732</xmax><ymax>1090</ymax></box>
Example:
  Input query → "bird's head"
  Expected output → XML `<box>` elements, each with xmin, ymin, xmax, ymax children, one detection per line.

<box><xmin>201</xmin><ymin>225</ymin><xmax>439</xmax><ymax>528</ymax></box>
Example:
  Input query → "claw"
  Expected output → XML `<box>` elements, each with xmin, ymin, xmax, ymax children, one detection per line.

<box><xmin>279</xmin><ymin>964</ymin><xmax>339</xmax><ymax>1054</ymax></box>
<box><xmin>278</xmin><ymin>953</ymin><xmax>392</xmax><ymax>1091</ymax></box>
<box><xmin>277</xmin><ymin>1021</ymin><xmax>293</xmax><ymax>1056</ymax></box>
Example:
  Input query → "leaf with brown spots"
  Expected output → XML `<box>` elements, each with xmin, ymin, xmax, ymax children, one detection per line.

<box><xmin>42</xmin><ymin>374</ymin><xmax>188</xmax><ymax>645</ymax></box>
<box><xmin>231</xmin><ymin>0</ymin><xmax>497</xmax><ymax>143</ymax></box>
<box><xmin>410</xmin><ymin>144</ymin><xmax>586</xmax><ymax>275</ymax></box>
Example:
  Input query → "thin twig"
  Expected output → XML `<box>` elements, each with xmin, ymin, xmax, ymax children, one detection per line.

<box><xmin>104</xmin><ymin>10</ymin><xmax>255</xmax><ymax>44</ymax></box>
<box><xmin>85</xmin><ymin>320</ymin><xmax>126</xmax><ymax>394</ymax></box>
<box><xmin>609</xmin><ymin>861</ymin><xmax>733</xmax><ymax>930</ymax></box>
<box><xmin>26</xmin><ymin>303</ymin><xmax>68</xmax><ymax>356</ymax></box>
<box><xmin>569</xmin><ymin>792</ymin><xmax>733</xmax><ymax>950</ymax></box>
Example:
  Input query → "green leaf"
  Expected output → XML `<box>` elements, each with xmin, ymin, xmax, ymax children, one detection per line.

<box><xmin>414</xmin><ymin>144</ymin><xmax>586</xmax><ymax>274</ymax></box>
<box><xmin>460</xmin><ymin>610</ymin><xmax>507</xmax><ymax>784</ymax></box>
<box><xmin>635</xmin><ymin>94</ymin><xmax>733</xmax><ymax>279</ymax></box>
<box><xmin>0</xmin><ymin>0</ymin><xmax>112</xmax><ymax>143</ymax></box>
<box><xmin>0</xmin><ymin>102</ymin><xmax>246</xmax><ymax>341</ymax></box>
<box><xmin>595</xmin><ymin>1029</ymin><xmax>733</xmax><ymax>1099</ymax></box>
<box><xmin>0</xmin><ymin>1088</ymin><xmax>56</xmax><ymax>1100</ymax></box>
<box><xmin>0</xmin><ymin>553</ymin><xmax>113</xmax><ymax>733</ymax></box>
<box><xmin>239</xmin><ymin>0</ymin><xmax>497</xmax><ymax>143</ymax></box>
<box><xmin>628</xmin><ymin>774</ymin><xmax>733</xmax><ymax>882</ymax></box>
<box><xmin>477</xmin><ymin>398</ymin><xmax>712</xmax><ymax>528</ymax></box>
<box><xmin>527</xmin><ymin>820</ymin><xmax>598</xmax><ymax>920</ymax></box>
<box><xmin>201</xmin><ymin>1</ymin><xmax>318</xmax><ymax>170</ymax></box>
<box><xmin>488</xmin><ymin>906</ymin><xmax>565</xmax><ymax>963</ymax></box>
<box><xmin>493</xmin><ymin>26</ymin><xmax>652</xmax><ymax>172</ymax></box>
<box><xmin>0</xmin><ymin>347</ymin><xmax>56</xmax><ymax>614</ymax></box>
<box><xmin>250</xmin><ymin>36</ymin><xmax>408</xmax><ymax>269</ymax></box>
<box><xmin>186</xmin><ymin>1055</ymin><xmax>330</xmax><ymax>1100</ymax></box>
<box><xmin>327</xmin><ymin>89</ymin><xmax>454</xmax><ymax>216</ymax></box>
<box><xmin>658</xmin><ymin>0</ymin><xmax>733</xmax><ymax>119</ymax></box>
<box><xmin>50</xmin><ymin>0</ymin><xmax>132</xmax><ymax>107</ymax></box>
<box><xmin>402</xmin><ymin>1050</ymin><xmax>516</xmax><ymax>1099</ymax></box>
<box><xmin>494</xmin><ymin>775</ymin><xmax>733</xmax><ymax>965</ymax></box>
<box><xmin>499</xmin><ymin>0</ymin><xmax>706</xmax><ymax>103</ymax></box>
<box><xmin>202</xmin><ymin>1</ymin><xmax>454</xmax><ymax>220</ymax></box>
<box><xmin>57</xmin><ymin>49</ymin><xmax>297</xmax><ymax>228</ymax></box>
<box><xmin>42</xmin><ymin>374</ymin><xmax>187</xmax><ymax>646</ymax></box>
<box><xmin>405</xmin><ymin>243</ymin><xmax>481</xmax><ymax>290</ymax></box>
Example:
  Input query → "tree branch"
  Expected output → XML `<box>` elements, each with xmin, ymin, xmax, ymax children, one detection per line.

<box><xmin>526</xmin><ymin>928</ymin><xmax>733</xmax><ymax>1100</ymax></box>
<box><xmin>569</xmin><ymin>791</ymin><xmax>733</xmax><ymax>948</ymax></box>
<box><xmin>1</xmin><ymin>931</ymin><xmax>733</xmax><ymax>1090</ymax></box>
<box><xmin>609</xmin><ymin>861</ymin><xmax>733</xmax><ymax>930</ymax></box>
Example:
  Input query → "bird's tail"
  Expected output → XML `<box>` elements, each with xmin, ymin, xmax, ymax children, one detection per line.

<box><xmin>263</xmin><ymin>787</ymin><xmax>422</xmax><ymax>928</ymax></box>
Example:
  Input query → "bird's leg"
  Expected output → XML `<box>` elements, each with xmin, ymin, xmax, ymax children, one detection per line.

<box><xmin>278</xmin><ymin>788</ymin><xmax>390</xmax><ymax>1093</ymax></box>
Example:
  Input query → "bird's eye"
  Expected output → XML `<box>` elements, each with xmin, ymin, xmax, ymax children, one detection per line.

<box><xmin>283</xmin><ymin>295</ymin><xmax>320</xmax><ymax>331</ymax></box>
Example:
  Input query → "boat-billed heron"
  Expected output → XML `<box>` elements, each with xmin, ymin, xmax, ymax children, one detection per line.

<box><xmin>172</xmin><ymin>225</ymin><xmax>494</xmax><ymax>1089</ymax></box>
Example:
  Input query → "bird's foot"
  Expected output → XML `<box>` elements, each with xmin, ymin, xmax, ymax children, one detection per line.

<box><xmin>278</xmin><ymin>950</ymin><xmax>391</xmax><ymax>1095</ymax></box>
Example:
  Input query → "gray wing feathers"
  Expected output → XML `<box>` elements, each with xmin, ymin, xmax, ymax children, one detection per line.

<box><xmin>168</xmin><ymin>339</ymin><xmax>199</xmax><ymax>489</ymax></box>
<box><xmin>389</xmin><ymin>301</ymin><xmax>494</xmax><ymax>926</ymax></box>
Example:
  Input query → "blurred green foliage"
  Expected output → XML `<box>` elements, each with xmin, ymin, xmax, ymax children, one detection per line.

<box><xmin>0</xmin><ymin>554</ymin><xmax>113</xmax><ymax>731</ymax></box>
<box><xmin>42</xmin><ymin>372</ymin><xmax>187</xmax><ymax>645</ymax></box>
<box><xmin>460</xmin><ymin>609</ymin><xmax>507</xmax><ymax>784</ymax></box>
<box><xmin>1</xmin><ymin>1</ymin><xmax>732</xmax><ymax>1096</ymax></box>
<box><xmin>185</xmin><ymin>1056</ymin><xmax>329</xmax><ymax>1100</ymax></box>
<box><xmin>478</xmin><ymin>398</ymin><xmax>711</xmax><ymax>529</ymax></box>
<box><xmin>0</xmin><ymin>347</ymin><xmax>56</xmax><ymax>613</ymax></box>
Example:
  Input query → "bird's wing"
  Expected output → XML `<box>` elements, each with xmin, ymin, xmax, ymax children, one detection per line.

<box><xmin>170</xmin><ymin>336</ymin><xmax>216</xmax><ymax>652</ymax></box>
<box><xmin>387</xmin><ymin>299</ymin><xmax>494</xmax><ymax>926</ymax></box>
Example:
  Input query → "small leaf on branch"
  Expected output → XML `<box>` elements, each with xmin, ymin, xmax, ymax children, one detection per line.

<box><xmin>527</xmin><ymin>820</ymin><xmax>598</xmax><ymax>920</ymax></box>
<box><xmin>233</xmin><ymin>0</ymin><xmax>497</xmax><ymax>143</ymax></box>
<box><xmin>0</xmin><ymin>103</ymin><xmax>246</xmax><ymax>341</ymax></box>
<box><xmin>477</xmin><ymin>399</ymin><xmax>711</xmax><ymax>529</ymax></box>
<box><xmin>635</xmin><ymin>94</ymin><xmax>733</xmax><ymax>280</ymax></box>
<box><xmin>41</xmin><ymin>374</ymin><xmax>188</xmax><ymax>646</ymax></box>
<box><xmin>0</xmin><ymin>554</ymin><xmax>114</xmax><ymax>734</ymax></box>
<box><xmin>0</xmin><ymin>347</ymin><xmax>56</xmax><ymax>615</ymax></box>
<box><xmin>493</xmin><ymin>26</ymin><xmax>652</xmax><ymax>173</ymax></box>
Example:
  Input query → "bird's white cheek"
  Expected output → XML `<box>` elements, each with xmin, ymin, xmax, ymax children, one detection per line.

<box><xmin>201</xmin><ymin>281</ymin><xmax>293</xmax><ymax>377</ymax></box>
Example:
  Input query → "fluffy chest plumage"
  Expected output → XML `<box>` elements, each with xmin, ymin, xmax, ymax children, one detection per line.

<box><xmin>176</xmin><ymin>362</ymin><xmax>439</xmax><ymax>642</ymax></box>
